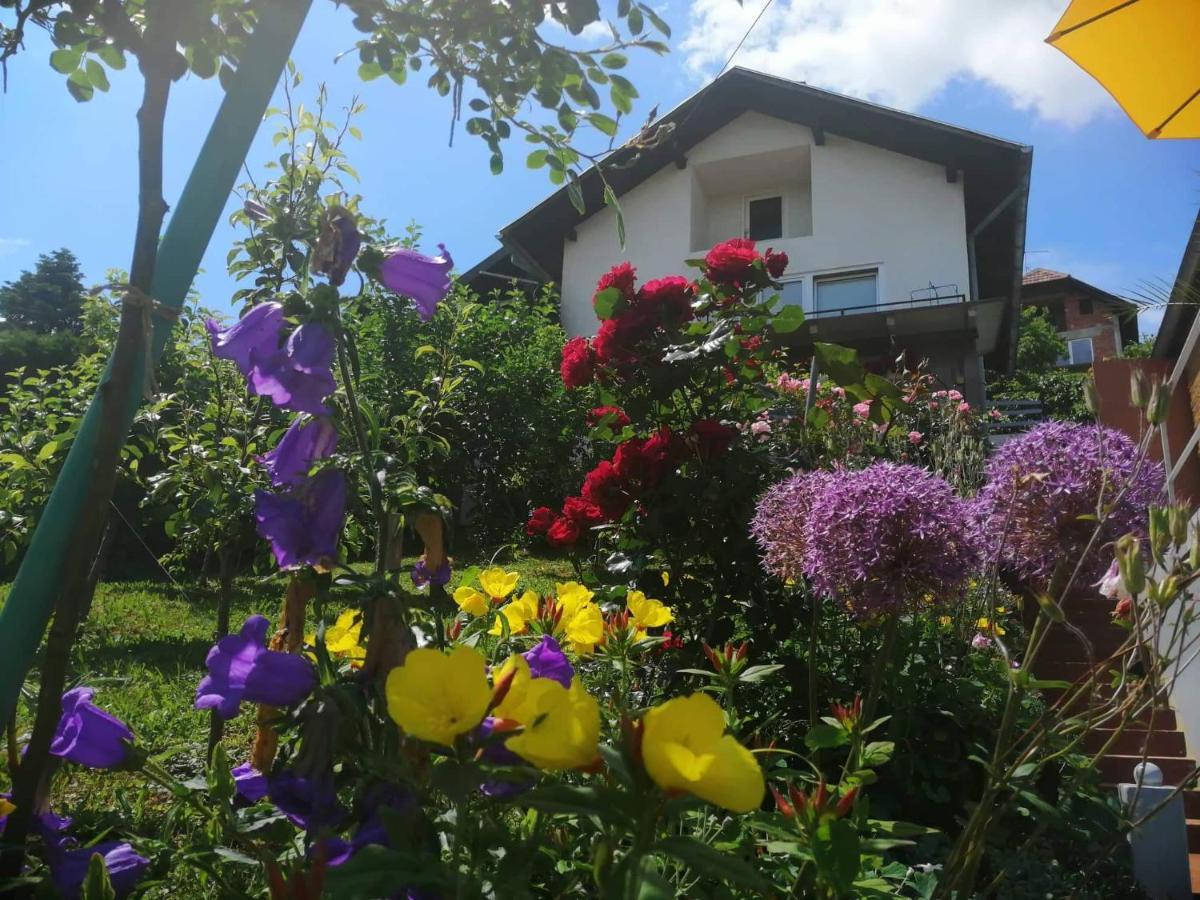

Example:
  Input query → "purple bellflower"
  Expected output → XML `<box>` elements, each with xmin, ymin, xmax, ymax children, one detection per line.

<box><xmin>206</xmin><ymin>302</ymin><xmax>285</xmax><ymax>377</ymax></box>
<box><xmin>259</xmin><ymin>416</ymin><xmax>338</xmax><ymax>488</ymax></box>
<box><xmin>50</xmin><ymin>687</ymin><xmax>134</xmax><ymax>769</ymax></box>
<box><xmin>379</xmin><ymin>244</ymin><xmax>454</xmax><ymax>320</ymax></box>
<box><xmin>268</xmin><ymin>769</ymin><xmax>345</xmax><ymax>832</ymax></box>
<box><xmin>254</xmin><ymin>468</ymin><xmax>347</xmax><ymax>569</ymax></box>
<box><xmin>247</xmin><ymin>322</ymin><xmax>338</xmax><ymax>416</ymax></box>
<box><xmin>232</xmin><ymin>762</ymin><xmax>269</xmax><ymax>804</ymax></box>
<box><xmin>524</xmin><ymin>635</ymin><xmax>573</xmax><ymax>688</ymax></box>
<box><xmin>195</xmin><ymin>615</ymin><xmax>317</xmax><ymax>719</ymax></box>
<box><xmin>322</xmin><ymin>786</ymin><xmax>412</xmax><ymax>866</ymax></box>
<box><xmin>49</xmin><ymin>841</ymin><xmax>150</xmax><ymax>899</ymax></box>
<box><xmin>411</xmin><ymin>558</ymin><xmax>451</xmax><ymax>588</ymax></box>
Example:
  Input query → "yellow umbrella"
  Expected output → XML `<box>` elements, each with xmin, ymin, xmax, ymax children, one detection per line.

<box><xmin>1046</xmin><ymin>0</ymin><xmax>1200</xmax><ymax>138</ymax></box>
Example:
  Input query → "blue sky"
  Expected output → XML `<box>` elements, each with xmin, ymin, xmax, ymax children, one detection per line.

<box><xmin>0</xmin><ymin>0</ymin><xmax>1196</xmax><ymax>339</ymax></box>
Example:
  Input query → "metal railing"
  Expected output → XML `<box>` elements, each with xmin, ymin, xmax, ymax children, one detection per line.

<box><xmin>805</xmin><ymin>293</ymin><xmax>968</xmax><ymax>320</ymax></box>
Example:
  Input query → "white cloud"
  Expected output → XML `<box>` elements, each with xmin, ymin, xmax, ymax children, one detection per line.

<box><xmin>0</xmin><ymin>238</ymin><xmax>31</xmax><ymax>256</ymax></box>
<box><xmin>681</xmin><ymin>0</ymin><xmax>1114</xmax><ymax>126</ymax></box>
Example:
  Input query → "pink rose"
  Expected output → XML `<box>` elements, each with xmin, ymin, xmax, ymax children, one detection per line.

<box><xmin>852</xmin><ymin>401</ymin><xmax>871</xmax><ymax>418</ymax></box>
<box><xmin>958</xmin><ymin>401</ymin><xmax>971</xmax><ymax>414</ymax></box>
<box><xmin>908</xmin><ymin>431</ymin><xmax>923</xmax><ymax>445</ymax></box>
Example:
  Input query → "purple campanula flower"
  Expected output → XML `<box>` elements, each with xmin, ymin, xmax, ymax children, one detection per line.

<box><xmin>232</xmin><ymin>762</ymin><xmax>269</xmax><ymax>803</ymax></box>
<box><xmin>195</xmin><ymin>615</ymin><xmax>317</xmax><ymax>719</ymax></box>
<box><xmin>259</xmin><ymin>416</ymin><xmax>338</xmax><ymax>488</ymax></box>
<box><xmin>411</xmin><ymin>558</ymin><xmax>451</xmax><ymax>588</ymax></box>
<box><xmin>206</xmin><ymin>302</ymin><xmax>285</xmax><ymax>377</ymax></box>
<box><xmin>312</xmin><ymin>206</ymin><xmax>362</xmax><ymax>288</ymax></box>
<box><xmin>50</xmin><ymin>687</ymin><xmax>134</xmax><ymax>769</ymax></box>
<box><xmin>247</xmin><ymin>322</ymin><xmax>338</xmax><ymax>415</ymax></box>
<box><xmin>254</xmin><ymin>468</ymin><xmax>347</xmax><ymax>570</ymax></box>
<box><xmin>49</xmin><ymin>841</ymin><xmax>150</xmax><ymax>899</ymax></box>
<box><xmin>268</xmin><ymin>769</ymin><xmax>345</xmax><ymax>831</ymax></box>
<box><xmin>523</xmin><ymin>635</ymin><xmax>573</xmax><ymax>688</ymax></box>
<box><xmin>323</xmin><ymin>786</ymin><xmax>413</xmax><ymax>866</ymax></box>
<box><xmin>474</xmin><ymin>718</ymin><xmax>533</xmax><ymax>799</ymax></box>
<box><xmin>379</xmin><ymin>244</ymin><xmax>454</xmax><ymax>320</ymax></box>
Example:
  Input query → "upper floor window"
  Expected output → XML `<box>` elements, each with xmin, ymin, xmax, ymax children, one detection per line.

<box><xmin>746</xmin><ymin>195</ymin><xmax>783</xmax><ymax>241</ymax></box>
<box><xmin>1078</xmin><ymin>297</ymin><xmax>1093</xmax><ymax>315</ymax></box>
<box><xmin>778</xmin><ymin>278</ymin><xmax>804</xmax><ymax>307</ymax></box>
<box><xmin>813</xmin><ymin>269</ymin><xmax>878</xmax><ymax>313</ymax></box>
<box><xmin>1067</xmin><ymin>337</ymin><xmax>1094</xmax><ymax>365</ymax></box>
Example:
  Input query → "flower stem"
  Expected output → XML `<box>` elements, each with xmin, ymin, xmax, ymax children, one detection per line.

<box><xmin>334</xmin><ymin>327</ymin><xmax>387</xmax><ymax>573</ymax></box>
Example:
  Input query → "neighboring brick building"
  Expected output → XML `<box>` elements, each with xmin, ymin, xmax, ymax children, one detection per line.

<box><xmin>1021</xmin><ymin>268</ymin><xmax>1139</xmax><ymax>367</ymax></box>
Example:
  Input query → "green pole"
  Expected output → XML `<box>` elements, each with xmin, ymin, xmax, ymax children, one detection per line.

<box><xmin>0</xmin><ymin>0</ymin><xmax>313</xmax><ymax>724</ymax></box>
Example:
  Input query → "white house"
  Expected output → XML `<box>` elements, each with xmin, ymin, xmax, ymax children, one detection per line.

<box><xmin>466</xmin><ymin>68</ymin><xmax>1032</xmax><ymax>402</ymax></box>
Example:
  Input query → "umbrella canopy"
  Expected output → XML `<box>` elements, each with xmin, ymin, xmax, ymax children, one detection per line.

<box><xmin>1047</xmin><ymin>0</ymin><xmax>1200</xmax><ymax>138</ymax></box>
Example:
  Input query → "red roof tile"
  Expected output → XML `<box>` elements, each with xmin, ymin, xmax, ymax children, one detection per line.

<box><xmin>1022</xmin><ymin>267</ymin><xmax>1069</xmax><ymax>285</ymax></box>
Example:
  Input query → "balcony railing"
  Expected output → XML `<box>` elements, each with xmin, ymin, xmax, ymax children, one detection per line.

<box><xmin>806</xmin><ymin>293</ymin><xmax>967</xmax><ymax>320</ymax></box>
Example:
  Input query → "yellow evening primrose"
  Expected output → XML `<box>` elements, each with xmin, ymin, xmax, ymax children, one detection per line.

<box><xmin>304</xmin><ymin>609</ymin><xmax>367</xmax><ymax>664</ymax></box>
<box><xmin>479</xmin><ymin>567</ymin><xmax>520</xmax><ymax>602</ymax></box>
<box><xmin>385</xmin><ymin>646</ymin><xmax>491</xmax><ymax>747</ymax></box>
<box><xmin>555</xmin><ymin>581</ymin><xmax>595</xmax><ymax>616</ymax></box>
<box><xmin>489</xmin><ymin>590</ymin><xmax>540</xmax><ymax>637</ymax></box>
<box><xmin>976</xmin><ymin>617</ymin><xmax>1006</xmax><ymax>636</ymax></box>
<box><xmin>938</xmin><ymin>615</ymin><xmax>952</xmax><ymax>627</ymax></box>
<box><xmin>560</xmin><ymin>602</ymin><xmax>604</xmax><ymax>655</ymax></box>
<box><xmin>661</xmin><ymin>571</ymin><xmax>670</xmax><ymax>587</ymax></box>
<box><xmin>641</xmin><ymin>692</ymin><xmax>764</xmax><ymax>813</ymax></box>
<box><xmin>502</xmin><ymin>677</ymin><xmax>600</xmax><ymax>771</ymax></box>
<box><xmin>454</xmin><ymin>586</ymin><xmax>489</xmax><ymax>617</ymax></box>
<box><xmin>0</xmin><ymin>798</ymin><xmax>14</xmax><ymax>818</ymax></box>
<box><xmin>627</xmin><ymin>590</ymin><xmax>673</xmax><ymax>641</ymax></box>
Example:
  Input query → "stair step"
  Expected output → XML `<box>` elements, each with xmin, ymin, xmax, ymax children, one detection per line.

<box><xmin>1189</xmin><ymin>819</ymin><xmax>1200</xmax><ymax>853</ymax></box>
<box><xmin>1190</xmin><ymin>850</ymin><xmax>1200</xmax><ymax>896</ymax></box>
<box><xmin>1097</xmin><ymin>754</ymin><xmax>1195</xmax><ymax>786</ymax></box>
<box><xmin>1183</xmin><ymin>791</ymin><xmax>1200</xmax><ymax>818</ymax></box>
<box><xmin>1084</xmin><ymin>728</ymin><xmax>1189</xmax><ymax>757</ymax></box>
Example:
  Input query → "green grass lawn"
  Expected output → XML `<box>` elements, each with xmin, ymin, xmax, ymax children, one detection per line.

<box><xmin>0</xmin><ymin>552</ymin><xmax>575</xmax><ymax>897</ymax></box>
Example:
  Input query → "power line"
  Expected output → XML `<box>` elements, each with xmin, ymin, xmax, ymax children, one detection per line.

<box><xmin>719</xmin><ymin>0</ymin><xmax>777</xmax><ymax>77</ymax></box>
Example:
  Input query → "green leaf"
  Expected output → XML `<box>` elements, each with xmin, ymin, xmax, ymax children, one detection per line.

<box><xmin>628</xmin><ymin>6</ymin><xmax>645</xmax><ymax>33</ymax></box>
<box><xmin>634</xmin><ymin>865</ymin><xmax>673</xmax><ymax>900</ymax></box>
<box><xmin>323</xmin><ymin>846</ymin><xmax>445</xmax><ymax>897</ymax></box>
<box><xmin>35</xmin><ymin>441</ymin><xmax>59</xmax><ymax>463</ymax></box>
<box><xmin>590</xmin><ymin>113</ymin><xmax>618</xmax><ymax>137</ymax></box>
<box><xmin>0</xmin><ymin>454</ymin><xmax>31</xmax><ymax>470</ymax></box>
<box><xmin>592</xmin><ymin>287</ymin><xmax>623</xmax><ymax>320</ymax></box>
<box><xmin>85</xmin><ymin>59</ymin><xmax>110</xmax><ymax>91</ymax></box>
<box><xmin>655</xmin><ymin>835</ymin><xmax>775</xmax><ymax>893</ymax></box>
<box><xmin>567</xmin><ymin>175</ymin><xmax>586</xmax><ymax>215</ymax></box>
<box><xmin>861</xmin><ymin>740</ymin><xmax>894</xmax><ymax>767</ymax></box>
<box><xmin>358</xmin><ymin>62</ymin><xmax>384</xmax><ymax>81</ymax></box>
<box><xmin>772</xmin><ymin>305</ymin><xmax>806</xmax><ymax>334</ymax></box>
<box><xmin>526</xmin><ymin>149</ymin><xmax>549</xmax><ymax>169</ymax></box>
<box><xmin>50</xmin><ymin>46</ymin><xmax>82</xmax><ymax>74</ymax></box>
<box><xmin>643</xmin><ymin>5</ymin><xmax>672</xmax><ymax>37</ymax></box>
<box><xmin>738</xmin><ymin>663</ymin><xmax>784</xmax><ymax>682</ymax></box>
<box><xmin>601</xmin><ymin>53</ymin><xmax>628</xmax><ymax>69</ymax></box>
<box><xmin>805</xmin><ymin>722</ymin><xmax>849</xmax><ymax>750</ymax></box>
<box><xmin>80</xmin><ymin>852</ymin><xmax>116</xmax><ymax>900</ymax></box>
<box><xmin>812</xmin><ymin>818</ymin><xmax>862</xmax><ymax>895</ymax></box>
<box><xmin>66</xmin><ymin>69</ymin><xmax>94</xmax><ymax>102</ymax></box>
<box><xmin>96</xmin><ymin>44</ymin><xmax>125</xmax><ymax>70</ymax></box>
<box><xmin>519</xmin><ymin>783</ymin><xmax>629</xmax><ymax>826</ymax></box>
<box><xmin>603</xmin><ymin>184</ymin><xmax>625</xmax><ymax>247</ymax></box>
<box><xmin>490</xmin><ymin>152</ymin><xmax>503</xmax><ymax>175</ymax></box>
<box><xmin>814</xmin><ymin>342</ymin><xmax>866</xmax><ymax>388</ymax></box>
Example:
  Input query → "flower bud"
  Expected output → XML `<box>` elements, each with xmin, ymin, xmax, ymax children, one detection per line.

<box><xmin>1116</xmin><ymin>535</ymin><xmax>1146</xmax><ymax>596</ymax></box>
<box><xmin>1190</xmin><ymin>525</ymin><xmax>1200</xmax><ymax>570</ymax></box>
<box><xmin>770</xmin><ymin>784</ymin><xmax>796</xmax><ymax>817</ymax></box>
<box><xmin>787</xmin><ymin>784</ymin><xmax>809</xmax><ymax>817</ymax></box>
<box><xmin>1130</xmin><ymin>369</ymin><xmax>1148</xmax><ymax>409</ymax></box>
<box><xmin>834</xmin><ymin>786</ymin><xmax>859</xmax><ymax>818</ymax></box>
<box><xmin>1170</xmin><ymin>505</ymin><xmax>1190</xmax><ymax>548</ymax></box>
<box><xmin>1147</xmin><ymin>380</ymin><xmax>1170</xmax><ymax>426</ymax></box>
<box><xmin>1149</xmin><ymin>506</ymin><xmax>1171</xmax><ymax>564</ymax></box>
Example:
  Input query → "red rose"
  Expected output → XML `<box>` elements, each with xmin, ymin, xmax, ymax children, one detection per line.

<box><xmin>563</xmin><ymin>495</ymin><xmax>605</xmax><ymax>527</ymax></box>
<box><xmin>704</xmin><ymin>238</ymin><xmax>760</xmax><ymax>285</ymax></box>
<box><xmin>560</xmin><ymin>336</ymin><xmax>595</xmax><ymax>389</ymax></box>
<box><xmin>613</xmin><ymin>438</ymin><xmax>651</xmax><ymax>485</ymax></box>
<box><xmin>593</xmin><ymin>311</ymin><xmax>654</xmax><ymax>369</ymax></box>
<box><xmin>581</xmin><ymin>460</ymin><xmax>630</xmax><ymax>520</ymax></box>
<box><xmin>638</xmin><ymin>276</ymin><xmax>695</xmax><ymax>324</ymax></box>
<box><xmin>689</xmin><ymin>418</ymin><xmax>738</xmax><ymax>460</ymax></box>
<box><xmin>740</xmin><ymin>335</ymin><xmax>763</xmax><ymax>352</ymax></box>
<box><xmin>587</xmin><ymin>405</ymin><xmax>630</xmax><ymax>429</ymax></box>
<box><xmin>641</xmin><ymin>427</ymin><xmax>684</xmax><ymax>480</ymax></box>
<box><xmin>546</xmin><ymin>515</ymin><xmax>581</xmax><ymax>548</ymax></box>
<box><xmin>764</xmin><ymin>248</ymin><xmax>788</xmax><ymax>279</ymax></box>
<box><xmin>526</xmin><ymin>506</ymin><xmax>556</xmax><ymax>536</ymax></box>
<box><xmin>596</xmin><ymin>261</ymin><xmax>637</xmax><ymax>297</ymax></box>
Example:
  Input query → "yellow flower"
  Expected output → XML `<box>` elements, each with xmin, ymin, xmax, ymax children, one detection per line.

<box><xmin>0</xmin><ymin>798</ymin><xmax>15</xmax><ymax>818</ymax></box>
<box><xmin>626</xmin><ymin>590</ymin><xmax>673</xmax><ymax>641</ymax></box>
<box><xmin>560</xmin><ymin>602</ymin><xmax>603</xmax><ymax>655</ymax></box>
<box><xmin>938</xmin><ymin>615</ymin><xmax>952</xmax><ymax>627</ymax></box>
<box><xmin>489</xmin><ymin>590</ymin><xmax>540</xmax><ymax>636</ymax></box>
<box><xmin>976</xmin><ymin>617</ymin><xmax>1006</xmax><ymax>636</ymax></box>
<box><xmin>454</xmin><ymin>586</ymin><xmax>489</xmax><ymax>617</ymax></box>
<box><xmin>502</xmin><ymin>677</ymin><xmax>600</xmax><ymax>770</ymax></box>
<box><xmin>479</xmin><ymin>567</ymin><xmax>519</xmax><ymax>602</ymax></box>
<box><xmin>305</xmin><ymin>609</ymin><xmax>366</xmax><ymax>664</ymax></box>
<box><xmin>385</xmin><ymin>647</ymin><xmax>491</xmax><ymax>747</ymax></box>
<box><xmin>555</xmin><ymin>581</ymin><xmax>594</xmax><ymax>616</ymax></box>
<box><xmin>641</xmin><ymin>693</ymin><xmax>764</xmax><ymax>813</ymax></box>
<box><xmin>661</xmin><ymin>571</ymin><xmax>670</xmax><ymax>587</ymax></box>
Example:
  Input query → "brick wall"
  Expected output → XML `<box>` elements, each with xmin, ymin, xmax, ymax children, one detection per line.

<box><xmin>1058</xmin><ymin>291</ymin><xmax>1120</xmax><ymax>360</ymax></box>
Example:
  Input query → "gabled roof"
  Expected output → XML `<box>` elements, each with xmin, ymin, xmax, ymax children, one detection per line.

<box><xmin>1022</xmin><ymin>268</ymin><xmax>1069</xmax><ymax>285</ymax></box>
<box><xmin>1153</xmin><ymin>209</ymin><xmax>1200</xmax><ymax>360</ymax></box>
<box><xmin>1020</xmin><ymin>268</ymin><xmax>1138</xmax><ymax>311</ymax></box>
<box><xmin>475</xmin><ymin>67</ymin><xmax>1031</xmax><ymax>284</ymax></box>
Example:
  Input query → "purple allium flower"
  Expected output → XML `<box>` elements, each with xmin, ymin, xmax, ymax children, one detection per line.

<box><xmin>268</xmin><ymin>769</ymin><xmax>345</xmax><ymax>831</ymax></box>
<box><xmin>259</xmin><ymin>416</ymin><xmax>338</xmax><ymax>488</ymax></box>
<box><xmin>974</xmin><ymin>422</ymin><xmax>1163</xmax><ymax>589</ymax></box>
<box><xmin>804</xmin><ymin>463</ymin><xmax>979</xmax><ymax>615</ymax></box>
<box><xmin>194</xmin><ymin>615</ymin><xmax>316</xmax><ymax>719</ymax></box>
<box><xmin>379</xmin><ymin>244</ymin><xmax>454</xmax><ymax>320</ymax></box>
<box><xmin>312</xmin><ymin>206</ymin><xmax>361</xmax><ymax>287</ymax></box>
<box><xmin>750</xmin><ymin>470</ymin><xmax>836</xmax><ymax>584</ymax></box>
<box><xmin>254</xmin><ymin>468</ymin><xmax>347</xmax><ymax>569</ymax></box>
<box><xmin>411</xmin><ymin>558</ymin><xmax>451</xmax><ymax>588</ymax></box>
<box><xmin>206</xmin><ymin>302</ymin><xmax>285</xmax><ymax>377</ymax></box>
<box><xmin>50</xmin><ymin>687</ymin><xmax>133</xmax><ymax>769</ymax></box>
<box><xmin>524</xmin><ymin>635</ymin><xmax>573</xmax><ymax>688</ymax></box>
<box><xmin>247</xmin><ymin>322</ymin><xmax>338</xmax><ymax>416</ymax></box>
<box><xmin>232</xmin><ymin>762</ymin><xmax>269</xmax><ymax>803</ymax></box>
<box><xmin>49</xmin><ymin>841</ymin><xmax>149</xmax><ymax>899</ymax></box>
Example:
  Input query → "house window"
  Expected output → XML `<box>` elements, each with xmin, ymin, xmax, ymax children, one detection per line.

<box><xmin>1078</xmin><ymin>297</ymin><xmax>1093</xmax><ymax>315</ymax></box>
<box><xmin>746</xmin><ymin>195</ymin><xmax>783</xmax><ymax>241</ymax></box>
<box><xmin>1068</xmin><ymin>337</ymin><xmax>1094</xmax><ymax>365</ymax></box>
<box><xmin>813</xmin><ymin>269</ymin><xmax>878</xmax><ymax>313</ymax></box>
<box><xmin>778</xmin><ymin>278</ymin><xmax>803</xmax><ymax>307</ymax></box>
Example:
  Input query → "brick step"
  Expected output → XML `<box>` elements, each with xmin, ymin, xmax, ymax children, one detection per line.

<box><xmin>1191</xmin><ymin>851</ymin><xmax>1200</xmax><ymax>897</ymax></box>
<box><xmin>1083</xmin><ymin>728</ymin><xmax>1189</xmax><ymax>757</ymax></box>
<box><xmin>1097</xmin><ymin>754</ymin><xmax>1195</xmax><ymax>786</ymax></box>
<box><xmin>1040</xmin><ymin>685</ymin><xmax>1170</xmax><ymax>715</ymax></box>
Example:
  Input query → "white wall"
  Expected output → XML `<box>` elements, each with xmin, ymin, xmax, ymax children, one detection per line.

<box><xmin>560</xmin><ymin>111</ymin><xmax>972</xmax><ymax>337</ymax></box>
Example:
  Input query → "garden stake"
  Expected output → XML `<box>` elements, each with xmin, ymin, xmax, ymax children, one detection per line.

<box><xmin>0</xmin><ymin>0</ymin><xmax>314</xmax><ymax>730</ymax></box>
<box><xmin>252</xmin><ymin>575</ymin><xmax>314</xmax><ymax>772</ymax></box>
